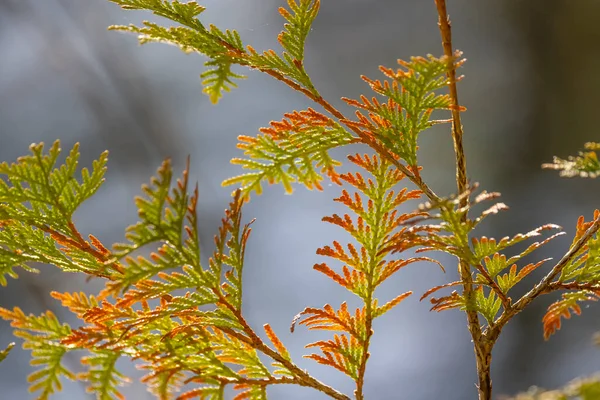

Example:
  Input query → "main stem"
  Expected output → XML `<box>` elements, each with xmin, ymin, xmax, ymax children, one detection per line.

<box><xmin>434</xmin><ymin>1</ymin><xmax>491</xmax><ymax>399</ymax></box>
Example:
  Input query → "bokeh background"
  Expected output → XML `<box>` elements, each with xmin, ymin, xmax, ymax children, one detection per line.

<box><xmin>1</xmin><ymin>0</ymin><xmax>600</xmax><ymax>398</ymax></box>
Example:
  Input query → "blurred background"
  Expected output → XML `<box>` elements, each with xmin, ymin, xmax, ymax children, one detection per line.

<box><xmin>1</xmin><ymin>0</ymin><xmax>600</xmax><ymax>398</ymax></box>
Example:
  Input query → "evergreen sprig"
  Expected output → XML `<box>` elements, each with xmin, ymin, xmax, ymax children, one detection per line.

<box><xmin>0</xmin><ymin>307</ymin><xmax>75</xmax><ymax>400</ymax></box>
<box><xmin>292</xmin><ymin>154</ymin><xmax>441</xmax><ymax>398</ymax></box>
<box><xmin>405</xmin><ymin>188</ymin><xmax>565</xmax><ymax>326</ymax></box>
<box><xmin>2</xmin><ymin>1</ymin><xmax>600</xmax><ymax>400</ymax></box>
<box><xmin>0</xmin><ymin>341</ymin><xmax>15</xmax><ymax>363</ymax></box>
<box><xmin>0</xmin><ymin>141</ymin><xmax>112</xmax><ymax>283</ymax></box>
<box><xmin>108</xmin><ymin>0</ymin><xmax>322</xmax><ymax>103</ymax></box>
<box><xmin>343</xmin><ymin>54</ymin><xmax>463</xmax><ymax>166</ymax></box>
<box><xmin>223</xmin><ymin>108</ymin><xmax>356</xmax><ymax>198</ymax></box>
<box><xmin>543</xmin><ymin>142</ymin><xmax>600</xmax><ymax>178</ymax></box>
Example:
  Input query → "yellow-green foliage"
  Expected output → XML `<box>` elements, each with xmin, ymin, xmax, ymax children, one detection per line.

<box><xmin>1</xmin><ymin>1</ymin><xmax>599</xmax><ymax>400</ymax></box>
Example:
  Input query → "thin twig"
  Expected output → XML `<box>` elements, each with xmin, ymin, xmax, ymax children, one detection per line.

<box><xmin>434</xmin><ymin>1</ymin><xmax>491</xmax><ymax>399</ymax></box>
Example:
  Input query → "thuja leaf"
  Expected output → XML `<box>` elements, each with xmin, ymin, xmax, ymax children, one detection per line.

<box><xmin>559</xmin><ymin>211</ymin><xmax>600</xmax><ymax>283</ymax></box>
<box><xmin>343</xmin><ymin>53</ymin><xmax>463</xmax><ymax>166</ymax></box>
<box><xmin>0</xmin><ymin>141</ymin><xmax>110</xmax><ymax>282</ymax></box>
<box><xmin>223</xmin><ymin>109</ymin><xmax>355</xmax><ymax>198</ymax></box>
<box><xmin>108</xmin><ymin>0</ymin><xmax>247</xmax><ymax>103</ymax></box>
<box><xmin>0</xmin><ymin>307</ymin><xmax>75</xmax><ymax>399</ymax></box>
<box><xmin>543</xmin><ymin>142</ymin><xmax>600</xmax><ymax>178</ymax></box>
<box><xmin>78</xmin><ymin>350</ymin><xmax>128</xmax><ymax>400</ymax></box>
<box><xmin>201</xmin><ymin>58</ymin><xmax>246</xmax><ymax>104</ymax></box>
<box><xmin>107</xmin><ymin>158</ymin><xmax>200</xmax><ymax>294</ymax></box>
<box><xmin>52</xmin><ymin>190</ymin><xmax>293</xmax><ymax>399</ymax></box>
<box><xmin>472</xmin><ymin>224</ymin><xmax>563</xmax><ymax>264</ymax></box>
<box><xmin>278</xmin><ymin>0</ymin><xmax>320</xmax><ymax>62</ymax></box>
<box><xmin>538</xmin><ymin>211</ymin><xmax>600</xmax><ymax>339</ymax></box>
<box><xmin>139</xmin><ymin>367</ymin><xmax>186</xmax><ymax>400</ymax></box>
<box><xmin>473</xmin><ymin>287</ymin><xmax>502</xmax><ymax>324</ymax></box>
<box><xmin>107</xmin><ymin>0</ymin><xmax>323</xmax><ymax>102</ymax></box>
<box><xmin>178</xmin><ymin>385</ymin><xmax>225</xmax><ymax>400</ymax></box>
<box><xmin>108</xmin><ymin>0</ymin><xmax>205</xmax><ymax>23</ymax></box>
<box><xmin>0</xmin><ymin>141</ymin><xmax>107</xmax><ymax>231</ymax></box>
<box><xmin>292</xmin><ymin>154</ymin><xmax>437</xmax><ymax>385</ymax></box>
<box><xmin>0</xmin><ymin>341</ymin><xmax>15</xmax><ymax>363</ymax></box>
<box><xmin>245</xmin><ymin>0</ymin><xmax>321</xmax><ymax>95</ymax></box>
<box><xmin>543</xmin><ymin>291</ymin><xmax>600</xmax><ymax>340</ymax></box>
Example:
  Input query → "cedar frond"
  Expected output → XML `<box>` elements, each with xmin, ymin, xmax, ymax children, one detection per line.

<box><xmin>389</xmin><ymin>186</ymin><xmax>567</xmax><ymax>322</ymax></box>
<box><xmin>342</xmin><ymin>54</ymin><xmax>464</xmax><ymax>165</ymax></box>
<box><xmin>78</xmin><ymin>350</ymin><xmax>129</xmax><ymax>400</ymax></box>
<box><xmin>178</xmin><ymin>385</ymin><xmax>225</xmax><ymax>400</ymax></box>
<box><xmin>304</xmin><ymin>333</ymin><xmax>362</xmax><ymax>380</ymax></box>
<box><xmin>50</xmin><ymin>291</ymin><xmax>99</xmax><ymax>319</ymax></box>
<box><xmin>543</xmin><ymin>142</ymin><xmax>600</xmax><ymax>178</ymax></box>
<box><xmin>244</xmin><ymin>0</ymin><xmax>322</xmax><ymax>94</ymax></box>
<box><xmin>372</xmin><ymin>292</ymin><xmax>412</xmax><ymax>318</ymax></box>
<box><xmin>140</xmin><ymin>367</ymin><xmax>186</xmax><ymax>400</ymax></box>
<box><xmin>223</xmin><ymin>109</ymin><xmax>355</xmax><ymax>198</ymax></box>
<box><xmin>107</xmin><ymin>158</ymin><xmax>200</xmax><ymax>295</ymax></box>
<box><xmin>420</xmin><ymin>281</ymin><xmax>462</xmax><ymax>301</ymax></box>
<box><xmin>278</xmin><ymin>0</ymin><xmax>320</xmax><ymax>63</ymax></box>
<box><xmin>263</xmin><ymin>324</ymin><xmax>292</xmax><ymax>362</ymax></box>
<box><xmin>471</xmin><ymin>225</ymin><xmax>564</xmax><ymax>263</ymax></box>
<box><xmin>295</xmin><ymin>303</ymin><xmax>366</xmax><ymax>340</ymax></box>
<box><xmin>429</xmin><ymin>291</ymin><xmax>464</xmax><ymax>312</ymax></box>
<box><xmin>108</xmin><ymin>0</ymin><xmax>246</xmax><ymax>103</ymax></box>
<box><xmin>543</xmin><ymin>291</ymin><xmax>600</xmax><ymax>340</ymax></box>
<box><xmin>0</xmin><ymin>141</ymin><xmax>110</xmax><ymax>282</ymax></box>
<box><xmin>533</xmin><ymin>210</ymin><xmax>600</xmax><ymax>338</ymax></box>
<box><xmin>48</xmin><ymin>188</ymin><xmax>309</xmax><ymax>398</ymax></box>
<box><xmin>0</xmin><ymin>307</ymin><xmax>76</xmax><ymax>399</ymax></box>
<box><xmin>491</xmin><ymin>259</ymin><xmax>551</xmax><ymax>294</ymax></box>
<box><xmin>473</xmin><ymin>286</ymin><xmax>502</xmax><ymax>324</ymax></box>
<box><xmin>0</xmin><ymin>341</ymin><xmax>15</xmax><ymax>363</ymax></box>
<box><xmin>295</xmin><ymin>154</ymin><xmax>435</xmax><ymax>387</ymax></box>
<box><xmin>108</xmin><ymin>0</ymin><xmax>323</xmax><ymax>102</ymax></box>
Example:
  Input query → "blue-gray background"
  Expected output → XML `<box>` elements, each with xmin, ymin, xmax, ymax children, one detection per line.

<box><xmin>1</xmin><ymin>0</ymin><xmax>600</xmax><ymax>399</ymax></box>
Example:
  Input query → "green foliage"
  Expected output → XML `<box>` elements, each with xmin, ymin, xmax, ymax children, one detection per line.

<box><xmin>0</xmin><ymin>141</ymin><xmax>107</xmax><ymax>229</ymax></box>
<box><xmin>106</xmin><ymin>158</ymin><xmax>201</xmax><ymax>294</ymax></box>
<box><xmin>2</xmin><ymin>2</ymin><xmax>600</xmax><ymax>400</ymax></box>
<box><xmin>222</xmin><ymin>109</ymin><xmax>356</xmax><ymax>198</ymax></box>
<box><xmin>0</xmin><ymin>308</ymin><xmax>74</xmax><ymax>399</ymax></box>
<box><xmin>0</xmin><ymin>141</ymin><xmax>109</xmax><ymax>284</ymax></box>
<box><xmin>108</xmin><ymin>0</ymin><xmax>321</xmax><ymax>103</ymax></box>
<box><xmin>343</xmin><ymin>54</ymin><xmax>462</xmax><ymax>166</ymax></box>
<box><xmin>503</xmin><ymin>374</ymin><xmax>600</xmax><ymax>400</ymax></box>
<box><xmin>291</xmin><ymin>154</ymin><xmax>440</xmax><ymax>391</ymax></box>
<box><xmin>78</xmin><ymin>350</ymin><xmax>128</xmax><ymax>400</ymax></box>
<box><xmin>539</xmin><ymin>211</ymin><xmax>600</xmax><ymax>339</ymax></box>
<box><xmin>0</xmin><ymin>341</ymin><xmax>15</xmax><ymax>363</ymax></box>
<box><xmin>543</xmin><ymin>142</ymin><xmax>600</xmax><ymax>178</ymax></box>
<box><xmin>278</xmin><ymin>0</ymin><xmax>319</xmax><ymax>63</ymax></box>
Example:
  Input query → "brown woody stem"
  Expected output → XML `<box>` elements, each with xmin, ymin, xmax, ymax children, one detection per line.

<box><xmin>434</xmin><ymin>0</ymin><xmax>490</xmax><ymax>399</ymax></box>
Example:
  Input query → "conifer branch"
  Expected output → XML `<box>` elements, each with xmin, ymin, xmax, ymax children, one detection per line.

<box><xmin>243</xmin><ymin>61</ymin><xmax>442</xmax><ymax>202</ymax></box>
<box><xmin>487</xmin><ymin>215</ymin><xmax>600</xmax><ymax>342</ymax></box>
